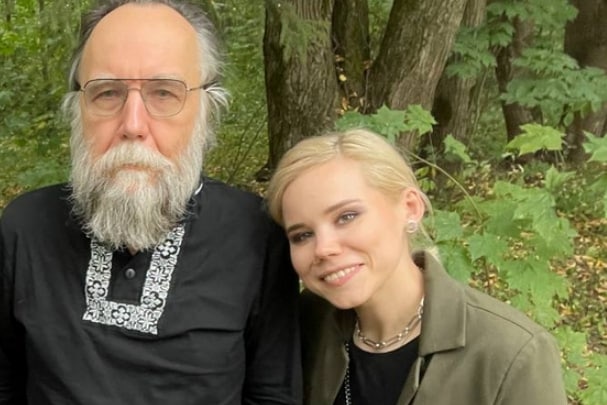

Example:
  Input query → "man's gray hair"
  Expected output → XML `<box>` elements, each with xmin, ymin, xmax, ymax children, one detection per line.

<box><xmin>63</xmin><ymin>0</ymin><xmax>228</xmax><ymax>151</ymax></box>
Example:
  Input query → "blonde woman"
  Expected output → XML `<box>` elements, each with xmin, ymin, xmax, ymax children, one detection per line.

<box><xmin>266</xmin><ymin>129</ymin><xmax>566</xmax><ymax>405</ymax></box>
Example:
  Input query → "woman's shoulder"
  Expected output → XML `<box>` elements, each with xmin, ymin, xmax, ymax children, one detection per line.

<box><xmin>463</xmin><ymin>286</ymin><xmax>548</xmax><ymax>338</ymax></box>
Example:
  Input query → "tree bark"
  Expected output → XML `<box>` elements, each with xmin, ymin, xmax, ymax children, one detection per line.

<box><xmin>261</xmin><ymin>0</ymin><xmax>338</xmax><ymax>178</ymax></box>
<box><xmin>431</xmin><ymin>0</ymin><xmax>487</xmax><ymax>153</ymax></box>
<box><xmin>332</xmin><ymin>0</ymin><xmax>370</xmax><ymax>112</ymax></box>
<box><xmin>366</xmin><ymin>0</ymin><xmax>467</xmax><ymax>150</ymax></box>
<box><xmin>564</xmin><ymin>0</ymin><xmax>607</xmax><ymax>163</ymax></box>
<box><xmin>493</xmin><ymin>16</ymin><xmax>536</xmax><ymax>142</ymax></box>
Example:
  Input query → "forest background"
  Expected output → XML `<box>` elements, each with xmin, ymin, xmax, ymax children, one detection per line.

<box><xmin>0</xmin><ymin>0</ymin><xmax>605</xmax><ymax>403</ymax></box>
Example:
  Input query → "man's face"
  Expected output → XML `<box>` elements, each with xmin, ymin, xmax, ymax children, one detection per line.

<box><xmin>78</xmin><ymin>3</ymin><xmax>202</xmax><ymax>165</ymax></box>
<box><xmin>69</xmin><ymin>3</ymin><xmax>205</xmax><ymax>251</ymax></box>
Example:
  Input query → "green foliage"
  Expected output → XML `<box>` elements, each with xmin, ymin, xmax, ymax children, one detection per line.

<box><xmin>206</xmin><ymin>1</ymin><xmax>268</xmax><ymax>188</ymax></box>
<box><xmin>336</xmin><ymin>105</ymin><xmax>435</xmax><ymax>143</ymax></box>
<box><xmin>443</xmin><ymin>135</ymin><xmax>473</xmax><ymax>164</ymax></box>
<box><xmin>486</xmin><ymin>0</ymin><xmax>577</xmax><ymax>34</ymax></box>
<box><xmin>448</xmin><ymin>0</ymin><xmax>577</xmax><ymax>81</ymax></box>
<box><xmin>555</xmin><ymin>328</ymin><xmax>607</xmax><ymax>404</ymax></box>
<box><xmin>0</xmin><ymin>0</ymin><xmax>88</xmax><ymax>202</ymax></box>
<box><xmin>446</xmin><ymin>25</ymin><xmax>500</xmax><ymax>79</ymax></box>
<box><xmin>505</xmin><ymin>124</ymin><xmax>564</xmax><ymax>155</ymax></box>
<box><xmin>491</xmin><ymin>0</ymin><xmax>607</xmax><ymax>127</ymax></box>
<box><xmin>505</xmin><ymin>55</ymin><xmax>607</xmax><ymax>124</ymax></box>
<box><xmin>584</xmin><ymin>132</ymin><xmax>607</xmax><ymax>163</ymax></box>
<box><xmin>582</xmin><ymin>132</ymin><xmax>607</xmax><ymax>217</ymax></box>
<box><xmin>449</xmin><ymin>0</ymin><xmax>607</xmax><ymax>134</ymax></box>
<box><xmin>579</xmin><ymin>355</ymin><xmax>607</xmax><ymax>404</ymax></box>
<box><xmin>543</xmin><ymin>166</ymin><xmax>575</xmax><ymax>194</ymax></box>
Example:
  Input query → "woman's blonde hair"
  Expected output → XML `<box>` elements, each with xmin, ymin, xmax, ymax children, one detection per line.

<box><xmin>266</xmin><ymin>128</ymin><xmax>431</xmax><ymax>227</ymax></box>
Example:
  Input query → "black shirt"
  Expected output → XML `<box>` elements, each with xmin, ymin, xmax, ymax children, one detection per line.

<box><xmin>0</xmin><ymin>179</ymin><xmax>302</xmax><ymax>405</ymax></box>
<box><xmin>334</xmin><ymin>337</ymin><xmax>419</xmax><ymax>405</ymax></box>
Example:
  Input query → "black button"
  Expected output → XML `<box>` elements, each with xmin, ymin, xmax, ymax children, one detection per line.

<box><xmin>124</xmin><ymin>268</ymin><xmax>136</xmax><ymax>279</ymax></box>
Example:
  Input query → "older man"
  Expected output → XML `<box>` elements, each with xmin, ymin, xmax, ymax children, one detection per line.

<box><xmin>0</xmin><ymin>1</ymin><xmax>301</xmax><ymax>404</ymax></box>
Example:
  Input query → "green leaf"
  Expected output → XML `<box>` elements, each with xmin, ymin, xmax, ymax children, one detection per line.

<box><xmin>553</xmin><ymin>326</ymin><xmax>588</xmax><ymax>367</ymax></box>
<box><xmin>466</xmin><ymin>233</ymin><xmax>508</xmax><ymax>263</ymax></box>
<box><xmin>336</xmin><ymin>111</ymin><xmax>375</xmax><ymax>131</ymax></box>
<box><xmin>476</xmin><ymin>199</ymin><xmax>520</xmax><ymax>238</ymax></box>
<box><xmin>335</xmin><ymin>107</ymin><xmax>410</xmax><ymax>144</ymax></box>
<box><xmin>543</xmin><ymin>166</ymin><xmax>575</xmax><ymax>193</ymax></box>
<box><xmin>562</xmin><ymin>367</ymin><xmax>582</xmax><ymax>397</ymax></box>
<box><xmin>443</xmin><ymin>135</ymin><xmax>473</xmax><ymax>164</ymax></box>
<box><xmin>436</xmin><ymin>244</ymin><xmax>474</xmax><ymax>283</ymax></box>
<box><xmin>583</xmin><ymin>131</ymin><xmax>607</xmax><ymax>163</ymax></box>
<box><xmin>579</xmin><ymin>354</ymin><xmax>607</xmax><ymax>404</ymax></box>
<box><xmin>402</xmin><ymin>104</ymin><xmax>436</xmax><ymax>136</ymax></box>
<box><xmin>506</xmin><ymin>124</ymin><xmax>564</xmax><ymax>155</ymax></box>
<box><xmin>504</xmin><ymin>258</ymin><xmax>568</xmax><ymax>301</ymax></box>
<box><xmin>429</xmin><ymin>210</ymin><xmax>463</xmax><ymax>242</ymax></box>
<box><xmin>373</xmin><ymin>106</ymin><xmax>409</xmax><ymax>141</ymax></box>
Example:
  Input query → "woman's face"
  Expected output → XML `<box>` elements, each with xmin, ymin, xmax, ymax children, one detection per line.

<box><xmin>281</xmin><ymin>157</ymin><xmax>416</xmax><ymax>309</ymax></box>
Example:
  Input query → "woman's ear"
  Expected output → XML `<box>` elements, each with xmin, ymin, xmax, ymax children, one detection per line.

<box><xmin>399</xmin><ymin>187</ymin><xmax>425</xmax><ymax>223</ymax></box>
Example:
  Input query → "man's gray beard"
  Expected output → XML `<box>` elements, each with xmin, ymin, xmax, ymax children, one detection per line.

<box><xmin>69</xmin><ymin>126</ymin><xmax>203</xmax><ymax>252</ymax></box>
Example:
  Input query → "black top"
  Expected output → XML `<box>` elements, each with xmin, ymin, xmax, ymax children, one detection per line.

<box><xmin>334</xmin><ymin>338</ymin><xmax>419</xmax><ymax>405</ymax></box>
<box><xmin>0</xmin><ymin>178</ymin><xmax>302</xmax><ymax>405</ymax></box>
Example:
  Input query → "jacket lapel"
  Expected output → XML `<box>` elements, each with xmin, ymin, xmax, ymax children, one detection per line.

<box><xmin>398</xmin><ymin>252</ymin><xmax>468</xmax><ymax>405</ymax></box>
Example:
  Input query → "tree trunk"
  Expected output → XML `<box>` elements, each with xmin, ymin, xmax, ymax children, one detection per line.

<box><xmin>564</xmin><ymin>0</ymin><xmax>607</xmax><ymax>164</ymax></box>
<box><xmin>493</xmin><ymin>16</ymin><xmax>536</xmax><ymax>142</ymax></box>
<box><xmin>332</xmin><ymin>0</ymin><xmax>370</xmax><ymax>112</ymax></box>
<box><xmin>261</xmin><ymin>0</ymin><xmax>338</xmax><ymax>179</ymax></box>
<box><xmin>366</xmin><ymin>0</ymin><xmax>467</xmax><ymax>151</ymax></box>
<box><xmin>430</xmin><ymin>0</ymin><xmax>487</xmax><ymax>155</ymax></box>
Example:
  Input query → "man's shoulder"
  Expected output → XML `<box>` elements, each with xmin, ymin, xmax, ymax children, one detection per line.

<box><xmin>2</xmin><ymin>183</ymin><xmax>70</xmax><ymax>227</ymax></box>
<box><xmin>199</xmin><ymin>177</ymin><xmax>263</xmax><ymax>210</ymax></box>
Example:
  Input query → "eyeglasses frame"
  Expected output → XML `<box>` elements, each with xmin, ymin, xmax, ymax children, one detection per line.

<box><xmin>76</xmin><ymin>78</ymin><xmax>214</xmax><ymax>117</ymax></box>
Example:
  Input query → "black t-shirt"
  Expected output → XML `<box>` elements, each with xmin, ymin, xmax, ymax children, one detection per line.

<box><xmin>334</xmin><ymin>337</ymin><xmax>419</xmax><ymax>405</ymax></box>
<box><xmin>0</xmin><ymin>179</ymin><xmax>302</xmax><ymax>405</ymax></box>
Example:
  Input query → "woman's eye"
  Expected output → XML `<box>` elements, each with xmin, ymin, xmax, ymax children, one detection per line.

<box><xmin>337</xmin><ymin>212</ymin><xmax>358</xmax><ymax>224</ymax></box>
<box><xmin>289</xmin><ymin>231</ymin><xmax>312</xmax><ymax>244</ymax></box>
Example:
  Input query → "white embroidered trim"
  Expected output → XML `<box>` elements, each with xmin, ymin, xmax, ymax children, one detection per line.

<box><xmin>82</xmin><ymin>225</ymin><xmax>185</xmax><ymax>335</ymax></box>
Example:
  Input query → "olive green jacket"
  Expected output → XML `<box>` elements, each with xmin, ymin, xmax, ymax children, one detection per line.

<box><xmin>300</xmin><ymin>251</ymin><xmax>567</xmax><ymax>405</ymax></box>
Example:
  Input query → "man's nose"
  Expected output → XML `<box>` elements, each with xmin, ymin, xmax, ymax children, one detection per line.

<box><xmin>121</xmin><ymin>89</ymin><xmax>149</xmax><ymax>139</ymax></box>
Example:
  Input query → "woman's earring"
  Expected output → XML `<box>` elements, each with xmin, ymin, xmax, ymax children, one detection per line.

<box><xmin>406</xmin><ymin>219</ymin><xmax>418</xmax><ymax>234</ymax></box>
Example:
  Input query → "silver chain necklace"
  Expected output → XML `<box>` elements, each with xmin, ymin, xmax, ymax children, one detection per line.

<box><xmin>343</xmin><ymin>297</ymin><xmax>424</xmax><ymax>405</ymax></box>
<box><xmin>354</xmin><ymin>297</ymin><xmax>424</xmax><ymax>351</ymax></box>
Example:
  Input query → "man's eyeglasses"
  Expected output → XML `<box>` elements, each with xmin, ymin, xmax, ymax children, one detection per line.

<box><xmin>78</xmin><ymin>78</ymin><xmax>211</xmax><ymax>117</ymax></box>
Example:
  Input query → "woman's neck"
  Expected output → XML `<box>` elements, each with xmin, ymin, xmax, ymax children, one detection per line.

<box><xmin>353</xmin><ymin>259</ymin><xmax>424</xmax><ymax>352</ymax></box>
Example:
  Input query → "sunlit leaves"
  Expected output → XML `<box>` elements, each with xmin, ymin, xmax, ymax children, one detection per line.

<box><xmin>336</xmin><ymin>104</ymin><xmax>435</xmax><ymax>143</ymax></box>
<box><xmin>506</xmin><ymin>124</ymin><xmax>564</xmax><ymax>155</ymax></box>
